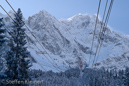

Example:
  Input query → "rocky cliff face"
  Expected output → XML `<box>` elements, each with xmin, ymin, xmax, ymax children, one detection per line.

<box><xmin>1</xmin><ymin>10</ymin><xmax>129</xmax><ymax>72</ymax></box>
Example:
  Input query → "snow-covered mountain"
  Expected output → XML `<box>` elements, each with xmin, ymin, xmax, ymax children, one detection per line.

<box><xmin>1</xmin><ymin>10</ymin><xmax>129</xmax><ymax>72</ymax></box>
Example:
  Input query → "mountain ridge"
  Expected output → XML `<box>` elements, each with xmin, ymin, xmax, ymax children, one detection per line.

<box><xmin>1</xmin><ymin>10</ymin><xmax>129</xmax><ymax>72</ymax></box>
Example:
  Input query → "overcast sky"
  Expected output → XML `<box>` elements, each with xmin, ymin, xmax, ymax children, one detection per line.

<box><xmin>0</xmin><ymin>0</ymin><xmax>129</xmax><ymax>35</ymax></box>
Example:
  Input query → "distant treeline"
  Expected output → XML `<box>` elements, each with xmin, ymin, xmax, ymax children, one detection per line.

<box><xmin>29</xmin><ymin>67</ymin><xmax>129</xmax><ymax>86</ymax></box>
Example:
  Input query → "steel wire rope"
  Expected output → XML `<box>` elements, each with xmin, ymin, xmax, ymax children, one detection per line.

<box><xmin>94</xmin><ymin>0</ymin><xmax>114</xmax><ymax>67</ymax></box>
<box><xmin>88</xmin><ymin>0</ymin><xmax>101</xmax><ymax>66</ymax></box>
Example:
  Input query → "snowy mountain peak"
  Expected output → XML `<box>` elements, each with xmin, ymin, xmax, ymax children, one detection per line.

<box><xmin>8</xmin><ymin>10</ymin><xmax>14</xmax><ymax>15</ymax></box>
<box><xmin>67</xmin><ymin>14</ymin><xmax>91</xmax><ymax>21</ymax></box>
<box><xmin>28</xmin><ymin>10</ymin><xmax>57</xmax><ymax>22</ymax></box>
<box><xmin>8</xmin><ymin>10</ymin><xmax>15</xmax><ymax>18</ymax></box>
<box><xmin>26</xmin><ymin>10</ymin><xmax>129</xmax><ymax>71</ymax></box>
<box><xmin>38</xmin><ymin>10</ymin><xmax>53</xmax><ymax>17</ymax></box>
<box><xmin>1</xmin><ymin>10</ymin><xmax>129</xmax><ymax>71</ymax></box>
<box><xmin>0</xmin><ymin>13</ymin><xmax>6</xmax><ymax>17</ymax></box>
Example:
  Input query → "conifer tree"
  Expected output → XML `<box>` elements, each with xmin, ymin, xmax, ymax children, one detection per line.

<box><xmin>5</xmin><ymin>8</ymin><xmax>31</xmax><ymax>85</ymax></box>
<box><xmin>0</xmin><ymin>18</ymin><xmax>6</xmax><ymax>67</ymax></box>
<box><xmin>0</xmin><ymin>18</ymin><xmax>6</xmax><ymax>85</ymax></box>
<box><xmin>0</xmin><ymin>18</ymin><xmax>6</xmax><ymax>46</ymax></box>
<box><xmin>123</xmin><ymin>67</ymin><xmax>129</xmax><ymax>86</ymax></box>
<box><xmin>0</xmin><ymin>18</ymin><xmax>5</xmax><ymax>70</ymax></box>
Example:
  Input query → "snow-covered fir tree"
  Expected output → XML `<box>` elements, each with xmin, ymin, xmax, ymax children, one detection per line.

<box><xmin>123</xmin><ymin>67</ymin><xmax>129</xmax><ymax>86</ymax></box>
<box><xmin>0</xmin><ymin>18</ymin><xmax>6</xmax><ymax>46</ymax></box>
<box><xmin>0</xmin><ymin>18</ymin><xmax>6</xmax><ymax>69</ymax></box>
<box><xmin>0</xmin><ymin>18</ymin><xmax>6</xmax><ymax>85</ymax></box>
<box><xmin>5</xmin><ymin>8</ymin><xmax>31</xmax><ymax>85</ymax></box>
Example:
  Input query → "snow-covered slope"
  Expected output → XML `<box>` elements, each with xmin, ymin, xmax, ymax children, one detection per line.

<box><xmin>1</xmin><ymin>10</ymin><xmax>129</xmax><ymax>72</ymax></box>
